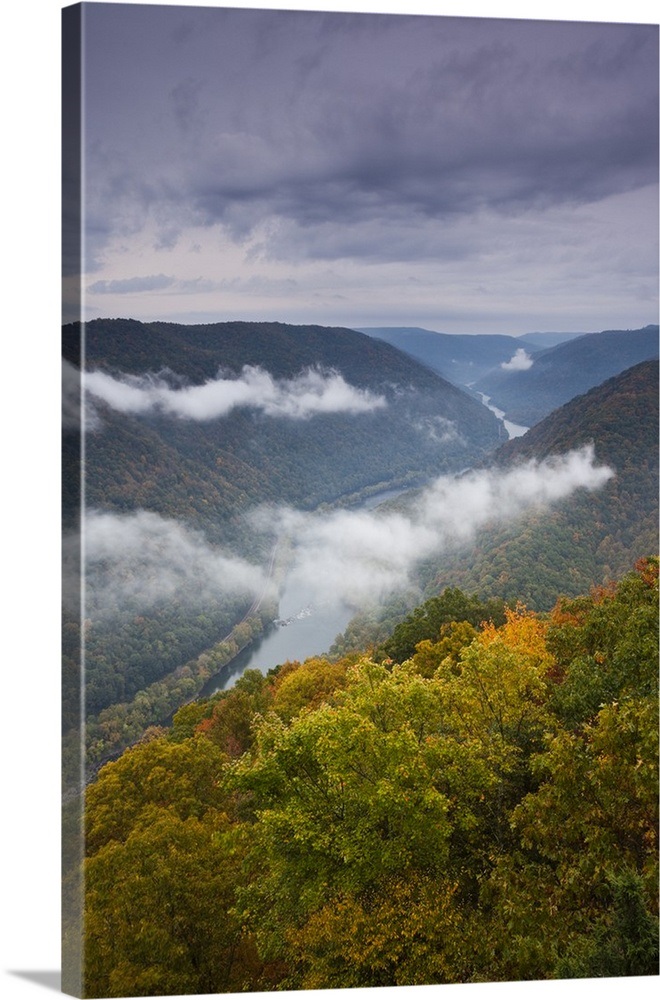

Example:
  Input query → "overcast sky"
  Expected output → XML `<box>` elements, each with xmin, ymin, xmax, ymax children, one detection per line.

<box><xmin>68</xmin><ymin>1</ymin><xmax>658</xmax><ymax>334</ymax></box>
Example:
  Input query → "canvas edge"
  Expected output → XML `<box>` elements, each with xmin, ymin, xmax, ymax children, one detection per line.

<box><xmin>62</xmin><ymin>4</ymin><xmax>84</xmax><ymax>997</ymax></box>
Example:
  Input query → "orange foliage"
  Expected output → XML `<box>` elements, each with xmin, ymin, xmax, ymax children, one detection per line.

<box><xmin>479</xmin><ymin>604</ymin><xmax>549</xmax><ymax>664</ymax></box>
<box><xmin>635</xmin><ymin>555</ymin><xmax>659</xmax><ymax>588</ymax></box>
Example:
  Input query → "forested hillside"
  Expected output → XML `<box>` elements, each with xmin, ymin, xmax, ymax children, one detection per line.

<box><xmin>358</xmin><ymin>326</ymin><xmax>522</xmax><ymax>385</ymax></box>
<box><xmin>64</xmin><ymin>318</ymin><xmax>501</xmax><ymax>534</ymax></box>
<box><xmin>474</xmin><ymin>325</ymin><xmax>659</xmax><ymax>426</ymax></box>
<box><xmin>331</xmin><ymin>360</ymin><xmax>659</xmax><ymax>657</ymax></box>
<box><xmin>64</xmin><ymin>344</ymin><xmax>658</xmax><ymax>779</ymax></box>
<box><xmin>419</xmin><ymin>360</ymin><xmax>658</xmax><ymax>610</ymax></box>
<box><xmin>518</xmin><ymin>331</ymin><xmax>589</xmax><ymax>350</ymax></box>
<box><xmin>64</xmin><ymin>324</ymin><xmax>659</xmax><ymax>995</ymax></box>
<box><xmin>62</xmin><ymin>318</ymin><xmax>504</xmax><ymax>782</ymax></box>
<box><xmin>72</xmin><ymin>560</ymin><xmax>658</xmax><ymax>995</ymax></box>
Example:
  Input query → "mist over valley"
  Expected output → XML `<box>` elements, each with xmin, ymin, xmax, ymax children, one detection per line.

<box><xmin>62</xmin><ymin>319</ymin><xmax>658</xmax><ymax>778</ymax></box>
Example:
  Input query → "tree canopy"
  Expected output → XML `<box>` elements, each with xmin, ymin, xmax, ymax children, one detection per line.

<box><xmin>77</xmin><ymin>560</ymin><xmax>659</xmax><ymax>994</ymax></box>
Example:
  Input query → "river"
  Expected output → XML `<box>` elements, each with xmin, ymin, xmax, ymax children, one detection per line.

<box><xmin>201</xmin><ymin>398</ymin><xmax>527</xmax><ymax>695</ymax></box>
<box><xmin>475</xmin><ymin>391</ymin><xmax>529</xmax><ymax>439</ymax></box>
<box><xmin>200</xmin><ymin>485</ymin><xmax>410</xmax><ymax>695</ymax></box>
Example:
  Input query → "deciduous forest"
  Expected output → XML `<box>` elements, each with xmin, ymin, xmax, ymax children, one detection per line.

<box><xmin>72</xmin><ymin>559</ymin><xmax>658</xmax><ymax>996</ymax></box>
<box><xmin>62</xmin><ymin>319</ymin><xmax>659</xmax><ymax>996</ymax></box>
<box><xmin>58</xmin><ymin>7</ymin><xmax>660</xmax><ymax>997</ymax></box>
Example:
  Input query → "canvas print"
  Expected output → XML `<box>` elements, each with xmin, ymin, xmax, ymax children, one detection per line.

<box><xmin>62</xmin><ymin>2</ymin><xmax>659</xmax><ymax>996</ymax></box>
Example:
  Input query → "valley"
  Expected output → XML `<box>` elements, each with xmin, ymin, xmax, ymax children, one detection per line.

<box><xmin>58</xmin><ymin>10</ymin><xmax>659</xmax><ymax>996</ymax></box>
<box><xmin>63</xmin><ymin>319</ymin><xmax>658</xmax><ymax>779</ymax></box>
<box><xmin>63</xmin><ymin>317</ymin><xmax>659</xmax><ymax>995</ymax></box>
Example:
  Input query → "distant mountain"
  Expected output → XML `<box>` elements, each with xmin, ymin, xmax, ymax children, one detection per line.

<box><xmin>517</xmin><ymin>331</ymin><xmax>590</xmax><ymax>350</ymax></box>
<box><xmin>420</xmin><ymin>360</ymin><xmax>659</xmax><ymax>609</ymax></box>
<box><xmin>356</xmin><ymin>327</ymin><xmax>522</xmax><ymax>385</ymax></box>
<box><xmin>474</xmin><ymin>325</ymin><xmax>659</xmax><ymax>426</ymax></box>
<box><xmin>64</xmin><ymin>318</ymin><xmax>502</xmax><ymax>542</ymax></box>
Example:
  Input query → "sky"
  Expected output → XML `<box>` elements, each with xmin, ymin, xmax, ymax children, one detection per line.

<box><xmin>67</xmin><ymin>0</ymin><xmax>659</xmax><ymax>335</ymax></box>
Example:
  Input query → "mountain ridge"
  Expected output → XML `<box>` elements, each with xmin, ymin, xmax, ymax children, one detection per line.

<box><xmin>64</xmin><ymin>318</ymin><xmax>502</xmax><ymax>536</ymax></box>
<box><xmin>357</xmin><ymin>326</ymin><xmax>523</xmax><ymax>385</ymax></box>
<box><xmin>331</xmin><ymin>359</ymin><xmax>659</xmax><ymax>658</ymax></box>
<box><xmin>474</xmin><ymin>325</ymin><xmax>659</xmax><ymax>426</ymax></box>
<box><xmin>426</xmin><ymin>359</ymin><xmax>659</xmax><ymax>608</ymax></box>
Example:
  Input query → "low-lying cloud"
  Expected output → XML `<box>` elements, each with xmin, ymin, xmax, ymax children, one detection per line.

<box><xmin>63</xmin><ymin>358</ymin><xmax>105</xmax><ymax>432</ymax></box>
<box><xmin>62</xmin><ymin>359</ymin><xmax>81</xmax><ymax>431</ymax></box>
<box><xmin>80</xmin><ymin>510</ymin><xmax>275</xmax><ymax>617</ymax></box>
<box><xmin>77</xmin><ymin>446</ymin><xmax>613</xmax><ymax>623</ymax></box>
<box><xmin>256</xmin><ymin>445</ymin><xmax>613</xmax><ymax>608</ymax></box>
<box><xmin>85</xmin><ymin>365</ymin><xmax>386</xmax><ymax>421</ymax></box>
<box><xmin>501</xmin><ymin>348</ymin><xmax>534</xmax><ymax>372</ymax></box>
<box><xmin>412</xmin><ymin>415</ymin><xmax>461</xmax><ymax>445</ymax></box>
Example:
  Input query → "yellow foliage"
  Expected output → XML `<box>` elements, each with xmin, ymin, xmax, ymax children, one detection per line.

<box><xmin>479</xmin><ymin>604</ymin><xmax>550</xmax><ymax>664</ymax></box>
<box><xmin>438</xmin><ymin>606</ymin><xmax>555</xmax><ymax>748</ymax></box>
<box><xmin>285</xmin><ymin>874</ymin><xmax>482</xmax><ymax>988</ymax></box>
<box><xmin>271</xmin><ymin>656</ymin><xmax>350</xmax><ymax>722</ymax></box>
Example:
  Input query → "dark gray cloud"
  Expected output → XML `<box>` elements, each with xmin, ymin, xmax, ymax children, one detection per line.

<box><xmin>82</xmin><ymin>7</ymin><xmax>658</xmax><ymax>262</ymax></box>
<box><xmin>74</xmin><ymin>4</ymin><xmax>657</xmax><ymax>332</ymax></box>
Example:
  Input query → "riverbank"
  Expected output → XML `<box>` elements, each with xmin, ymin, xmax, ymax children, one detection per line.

<box><xmin>473</xmin><ymin>390</ymin><xmax>529</xmax><ymax>439</ymax></box>
<box><xmin>63</xmin><ymin>604</ymin><xmax>275</xmax><ymax>793</ymax></box>
<box><xmin>67</xmin><ymin>479</ymin><xmax>419</xmax><ymax>792</ymax></box>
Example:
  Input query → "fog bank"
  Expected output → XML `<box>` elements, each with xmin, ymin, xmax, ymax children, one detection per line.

<box><xmin>85</xmin><ymin>365</ymin><xmax>386</xmax><ymax>422</ymax></box>
<box><xmin>258</xmin><ymin>445</ymin><xmax>613</xmax><ymax>607</ymax></box>
<box><xmin>72</xmin><ymin>445</ymin><xmax>613</xmax><ymax>622</ymax></box>
<box><xmin>80</xmin><ymin>510</ymin><xmax>276</xmax><ymax>616</ymax></box>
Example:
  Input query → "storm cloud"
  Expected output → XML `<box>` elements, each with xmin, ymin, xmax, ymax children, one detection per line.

<box><xmin>73</xmin><ymin>4</ymin><xmax>658</xmax><ymax>332</ymax></box>
<box><xmin>84</xmin><ymin>10</ymin><xmax>658</xmax><ymax>241</ymax></box>
<box><xmin>85</xmin><ymin>365</ymin><xmax>386</xmax><ymax>421</ymax></box>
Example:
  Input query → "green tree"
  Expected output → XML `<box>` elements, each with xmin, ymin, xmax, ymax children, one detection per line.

<box><xmin>480</xmin><ymin>693</ymin><xmax>659</xmax><ymax>982</ymax></box>
<box><xmin>84</xmin><ymin>734</ymin><xmax>228</xmax><ymax>856</ymax></box>
<box><xmin>548</xmin><ymin>558</ymin><xmax>659</xmax><ymax>727</ymax></box>
<box><xmin>230</xmin><ymin>657</ymin><xmax>532</xmax><ymax>985</ymax></box>
<box><xmin>84</xmin><ymin>810</ymin><xmax>260</xmax><ymax>996</ymax></box>
<box><xmin>554</xmin><ymin>868</ymin><xmax>659</xmax><ymax>979</ymax></box>
<box><xmin>379</xmin><ymin>587</ymin><xmax>505</xmax><ymax>664</ymax></box>
<box><xmin>271</xmin><ymin>655</ymin><xmax>351</xmax><ymax>722</ymax></box>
